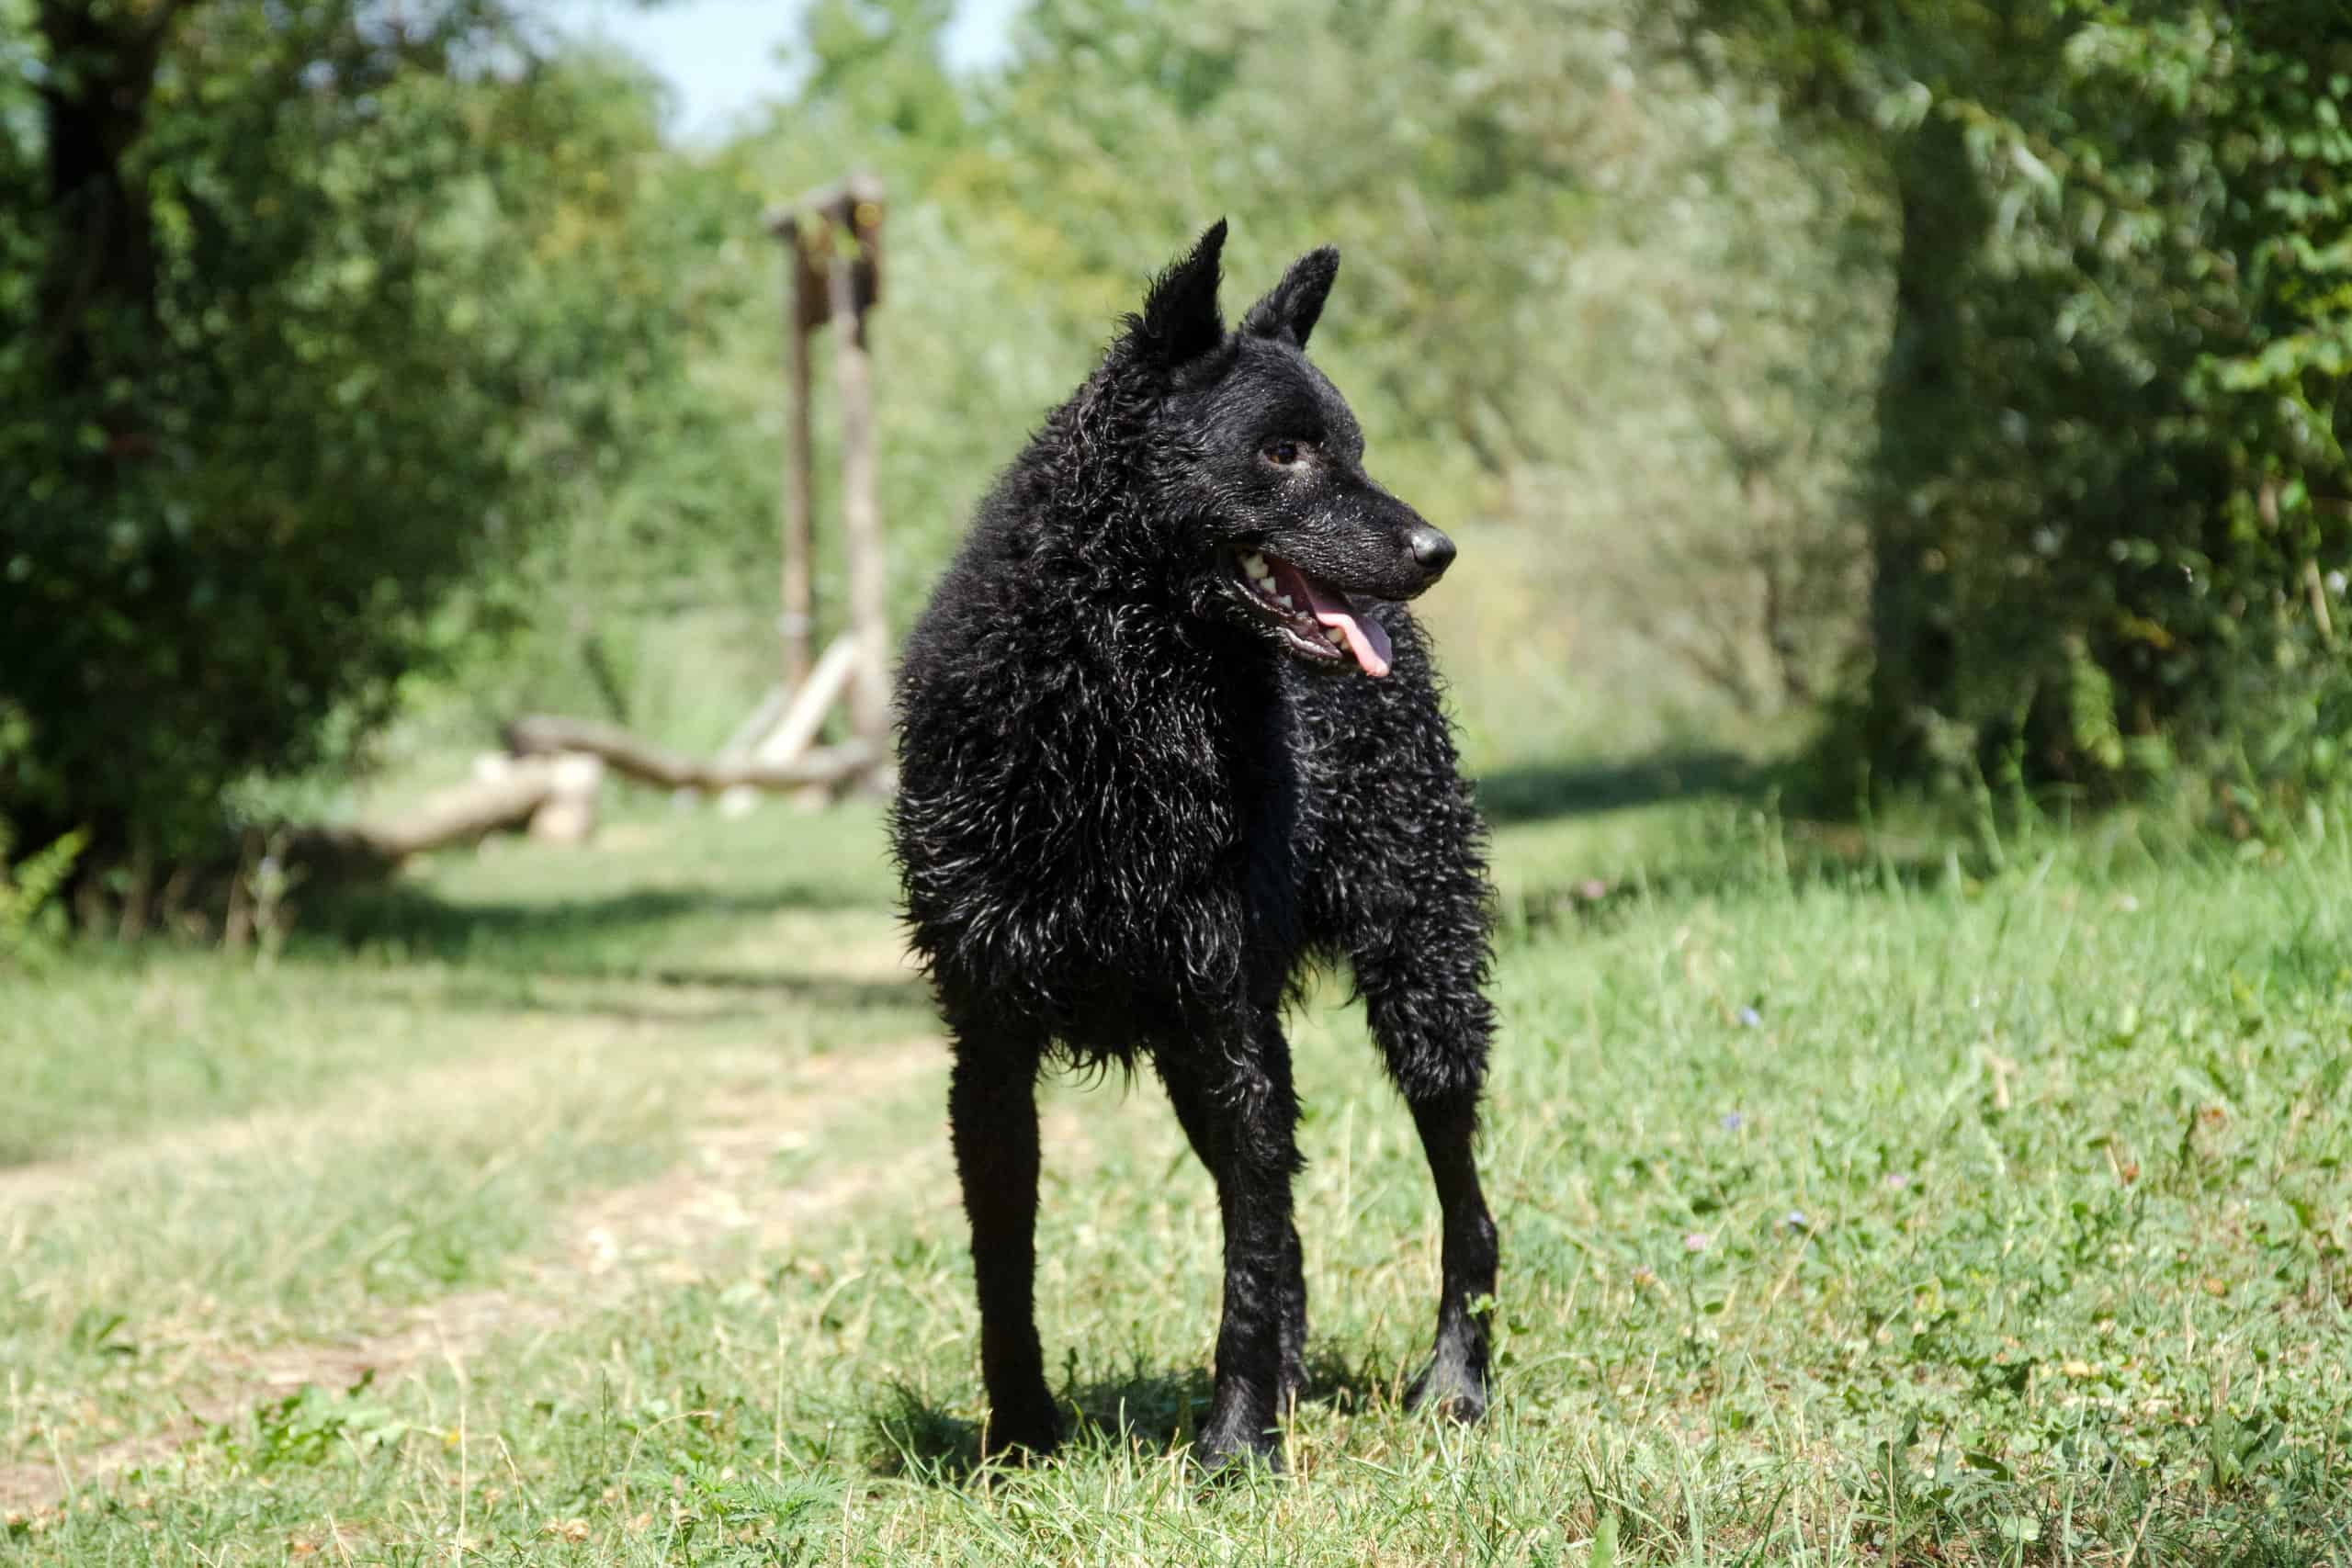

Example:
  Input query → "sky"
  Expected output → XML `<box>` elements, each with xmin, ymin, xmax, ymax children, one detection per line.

<box><xmin>561</xmin><ymin>0</ymin><xmax>1023</xmax><ymax>142</ymax></box>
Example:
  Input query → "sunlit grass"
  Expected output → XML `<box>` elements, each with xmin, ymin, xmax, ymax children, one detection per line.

<box><xmin>6</xmin><ymin>783</ymin><xmax>2350</xmax><ymax>1562</ymax></box>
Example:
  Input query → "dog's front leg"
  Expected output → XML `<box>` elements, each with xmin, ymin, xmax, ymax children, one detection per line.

<box><xmin>1353</xmin><ymin>928</ymin><xmax>1498</xmax><ymax>1424</ymax></box>
<box><xmin>1182</xmin><ymin>1020</ymin><xmax>1303</xmax><ymax>1472</ymax></box>
<box><xmin>1159</xmin><ymin>1064</ymin><xmax>1309</xmax><ymax>1412</ymax></box>
<box><xmin>1400</xmin><ymin>1089</ymin><xmax>1496</xmax><ymax>1422</ymax></box>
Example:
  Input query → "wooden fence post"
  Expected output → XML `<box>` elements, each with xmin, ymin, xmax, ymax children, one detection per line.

<box><xmin>768</xmin><ymin>207</ymin><xmax>833</xmax><ymax>695</ymax></box>
<box><xmin>820</xmin><ymin>175</ymin><xmax>891</xmax><ymax>761</ymax></box>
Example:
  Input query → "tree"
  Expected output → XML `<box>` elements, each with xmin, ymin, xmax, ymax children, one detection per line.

<box><xmin>1692</xmin><ymin>0</ymin><xmax>2352</xmax><ymax>801</ymax></box>
<box><xmin>0</xmin><ymin>0</ymin><xmax>666</xmax><ymax>886</ymax></box>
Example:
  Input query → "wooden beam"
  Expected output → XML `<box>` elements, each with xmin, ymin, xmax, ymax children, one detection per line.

<box><xmin>765</xmin><ymin>173</ymin><xmax>883</xmax><ymax>313</ymax></box>
<box><xmin>716</xmin><ymin>682</ymin><xmax>792</xmax><ymax>761</ymax></box>
<box><xmin>751</xmin><ymin>632</ymin><xmax>860</xmax><ymax>767</ymax></box>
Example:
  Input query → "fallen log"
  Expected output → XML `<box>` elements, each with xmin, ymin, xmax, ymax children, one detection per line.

<box><xmin>366</xmin><ymin>759</ymin><xmax>566</xmax><ymax>855</ymax></box>
<box><xmin>526</xmin><ymin>751</ymin><xmax>605</xmax><ymax>845</ymax></box>
<box><xmin>503</xmin><ymin>716</ymin><xmax>877</xmax><ymax>793</ymax></box>
<box><xmin>280</xmin><ymin>760</ymin><xmax>563</xmax><ymax>880</ymax></box>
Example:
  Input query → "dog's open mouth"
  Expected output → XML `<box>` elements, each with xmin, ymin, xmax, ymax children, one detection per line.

<box><xmin>1231</xmin><ymin>550</ymin><xmax>1394</xmax><ymax>677</ymax></box>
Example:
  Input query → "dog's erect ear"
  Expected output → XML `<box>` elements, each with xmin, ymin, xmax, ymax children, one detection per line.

<box><xmin>1240</xmin><ymin>246</ymin><xmax>1340</xmax><ymax>349</ymax></box>
<box><xmin>1134</xmin><ymin>219</ymin><xmax>1228</xmax><ymax>367</ymax></box>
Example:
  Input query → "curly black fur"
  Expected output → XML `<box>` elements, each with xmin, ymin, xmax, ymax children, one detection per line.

<box><xmin>891</xmin><ymin>222</ymin><xmax>1498</xmax><ymax>1472</ymax></box>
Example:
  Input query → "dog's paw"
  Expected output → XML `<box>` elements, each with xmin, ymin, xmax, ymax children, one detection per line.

<box><xmin>1403</xmin><ymin>1354</ymin><xmax>1488</xmax><ymax>1425</ymax></box>
<box><xmin>979</xmin><ymin>1402</ymin><xmax>1062</xmax><ymax>1465</ymax></box>
<box><xmin>1193</xmin><ymin>1416</ymin><xmax>1284</xmax><ymax>1477</ymax></box>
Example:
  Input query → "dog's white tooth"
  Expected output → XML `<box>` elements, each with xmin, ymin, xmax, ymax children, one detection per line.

<box><xmin>1241</xmin><ymin>553</ymin><xmax>1270</xmax><ymax>579</ymax></box>
<box><xmin>1275</xmin><ymin>593</ymin><xmax>1294</xmax><ymax>610</ymax></box>
<box><xmin>1326</xmin><ymin>626</ymin><xmax>1347</xmax><ymax>648</ymax></box>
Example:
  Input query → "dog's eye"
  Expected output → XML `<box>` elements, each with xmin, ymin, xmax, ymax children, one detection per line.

<box><xmin>1262</xmin><ymin>440</ymin><xmax>1305</xmax><ymax>467</ymax></box>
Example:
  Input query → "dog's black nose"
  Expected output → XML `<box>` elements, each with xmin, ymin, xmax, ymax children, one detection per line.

<box><xmin>1408</xmin><ymin>525</ymin><xmax>1456</xmax><ymax>576</ymax></box>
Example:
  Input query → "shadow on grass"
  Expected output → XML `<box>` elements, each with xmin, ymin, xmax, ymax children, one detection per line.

<box><xmin>867</xmin><ymin>1351</ymin><xmax>1395</xmax><ymax>1483</ymax></box>
<box><xmin>335</xmin><ymin>964</ymin><xmax>928</xmax><ymax>1025</ymax></box>
<box><xmin>295</xmin><ymin>880</ymin><xmax>877</xmax><ymax>964</ymax></box>
<box><xmin>284</xmin><ymin>876</ymin><xmax>932</xmax><ymax>1024</ymax></box>
<box><xmin>1504</xmin><ymin>813</ymin><xmax>1996</xmax><ymax>941</ymax></box>
<box><xmin>1474</xmin><ymin>749</ymin><xmax>1770</xmax><ymax>825</ymax></box>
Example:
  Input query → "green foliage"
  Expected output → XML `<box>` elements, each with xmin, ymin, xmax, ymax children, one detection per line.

<box><xmin>0</xmin><ymin>814</ymin><xmax>82</xmax><ymax>964</ymax></box>
<box><xmin>212</xmin><ymin>1374</ymin><xmax>412</xmax><ymax>1472</ymax></box>
<box><xmin>20</xmin><ymin>0</ymin><xmax>2344</xmax><ymax>902</ymax></box>
<box><xmin>1700</xmin><ymin>0</ymin><xmax>2352</xmax><ymax>803</ymax></box>
<box><xmin>0</xmin><ymin>4</ymin><xmax>671</xmax><ymax>877</ymax></box>
<box><xmin>460</xmin><ymin>0</ymin><xmax>1886</xmax><ymax>767</ymax></box>
<box><xmin>4</xmin><ymin>0</ymin><xmax>1895</xmax><ymax>873</ymax></box>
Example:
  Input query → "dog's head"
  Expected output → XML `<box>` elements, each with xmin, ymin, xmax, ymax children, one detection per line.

<box><xmin>1117</xmin><ymin>220</ymin><xmax>1453</xmax><ymax>679</ymax></box>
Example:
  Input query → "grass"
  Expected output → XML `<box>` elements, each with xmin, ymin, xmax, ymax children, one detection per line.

<box><xmin>5</xmin><ymin>768</ymin><xmax>2351</xmax><ymax>1563</ymax></box>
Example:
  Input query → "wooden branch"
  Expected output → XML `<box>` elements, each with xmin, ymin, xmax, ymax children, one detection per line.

<box><xmin>503</xmin><ymin>715</ymin><xmax>876</xmax><ymax>792</ymax></box>
<box><xmin>2306</xmin><ymin>559</ymin><xmax>2336</xmax><ymax>648</ymax></box>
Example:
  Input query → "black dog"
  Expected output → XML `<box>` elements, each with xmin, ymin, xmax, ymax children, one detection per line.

<box><xmin>891</xmin><ymin>222</ymin><xmax>1497</xmax><ymax>1472</ymax></box>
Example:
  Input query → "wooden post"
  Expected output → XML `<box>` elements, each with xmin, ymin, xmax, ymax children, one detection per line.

<box><xmin>820</xmin><ymin>176</ymin><xmax>891</xmax><ymax>759</ymax></box>
<box><xmin>782</xmin><ymin>254</ymin><xmax>816</xmax><ymax>692</ymax></box>
<box><xmin>742</xmin><ymin>174</ymin><xmax>888</xmax><ymax>801</ymax></box>
<box><xmin>768</xmin><ymin>209</ymin><xmax>828</xmax><ymax>694</ymax></box>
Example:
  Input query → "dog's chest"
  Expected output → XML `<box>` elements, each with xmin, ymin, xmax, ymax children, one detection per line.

<box><xmin>1066</xmin><ymin>665</ymin><xmax>1327</xmax><ymax>941</ymax></box>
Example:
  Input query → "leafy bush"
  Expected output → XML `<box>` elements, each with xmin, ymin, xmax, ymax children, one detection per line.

<box><xmin>0</xmin><ymin>814</ymin><xmax>83</xmax><ymax>965</ymax></box>
<box><xmin>0</xmin><ymin>4</ymin><xmax>664</xmax><ymax>880</ymax></box>
<box><xmin>1698</xmin><ymin>0</ymin><xmax>2352</xmax><ymax>804</ymax></box>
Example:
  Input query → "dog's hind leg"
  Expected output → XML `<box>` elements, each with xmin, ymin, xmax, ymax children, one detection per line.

<box><xmin>947</xmin><ymin>1030</ymin><xmax>1059</xmax><ymax>1460</ymax></box>
<box><xmin>1160</xmin><ymin>1064</ymin><xmax>1308</xmax><ymax>1413</ymax></box>
<box><xmin>1164</xmin><ymin>1014</ymin><xmax>1304</xmax><ymax>1472</ymax></box>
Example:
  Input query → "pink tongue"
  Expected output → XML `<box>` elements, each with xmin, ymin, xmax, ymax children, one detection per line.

<box><xmin>1283</xmin><ymin>565</ymin><xmax>1393</xmax><ymax>678</ymax></box>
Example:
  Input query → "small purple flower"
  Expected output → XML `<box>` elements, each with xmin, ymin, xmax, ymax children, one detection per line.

<box><xmin>1884</xmin><ymin>1172</ymin><xmax>1911</xmax><ymax>1191</ymax></box>
<box><xmin>1683</xmin><ymin>1231</ymin><xmax>1711</xmax><ymax>1253</ymax></box>
<box><xmin>1719</xmin><ymin>1111</ymin><xmax>1744</xmax><ymax>1132</ymax></box>
<box><xmin>1783</xmin><ymin>1210</ymin><xmax>1809</xmax><ymax>1232</ymax></box>
<box><xmin>1737</xmin><ymin>1007</ymin><xmax>1762</xmax><ymax>1029</ymax></box>
<box><xmin>1577</xmin><ymin>878</ymin><xmax>1610</xmax><ymax>902</ymax></box>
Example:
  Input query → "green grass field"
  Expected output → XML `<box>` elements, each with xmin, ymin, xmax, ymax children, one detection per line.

<box><xmin>5</xmin><ymin>764</ymin><xmax>2350</xmax><ymax>1564</ymax></box>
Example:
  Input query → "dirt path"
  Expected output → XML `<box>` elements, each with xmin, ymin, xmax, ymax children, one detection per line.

<box><xmin>0</xmin><ymin>1038</ymin><xmax>601</xmax><ymax>1219</ymax></box>
<box><xmin>0</xmin><ymin>1037</ymin><xmax>949</xmax><ymax>1517</ymax></box>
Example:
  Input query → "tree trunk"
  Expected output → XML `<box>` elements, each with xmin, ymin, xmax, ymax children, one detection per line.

<box><xmin>34</xmin><ymin>0</ymin><xmax>182</xmax><ymax>405</ymax></box>
<box><xmin>1860</xmin><ymin>113</ymin><xmax>1988</xmax><ymax>781</ymax></box>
